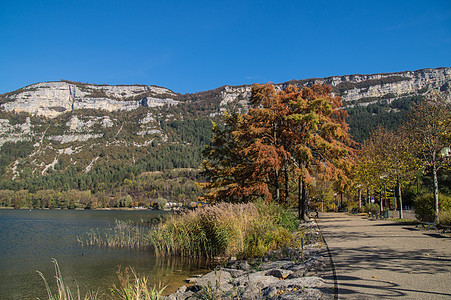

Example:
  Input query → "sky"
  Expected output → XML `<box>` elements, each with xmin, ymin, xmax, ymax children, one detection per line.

<box><xmin>0</xmin><ymin>0</ymin><xmax>450</xmax><ymax>94</ymax></box>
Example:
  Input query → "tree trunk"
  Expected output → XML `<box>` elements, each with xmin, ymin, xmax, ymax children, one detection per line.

<box><xmin>284</xmin><ymin>163</ymin><xmax>289</xmax><ymax>205</ymax></box>
<box><xmin>379</xmin><ymin>191</ymin><xmax>382</xmax><ymax>214</ymax></box>
<box><xmin>384</xmin><ymin>183</ymin><xmax>387</xmax><ymax>215</ymax></box>
<box><xmin>433</xmin><ymin>160</ymin><xmax>439</xmax><ymax>220</ymax></box>
<box><xmin>300</xmin><ymin>179</ymin><xmax>308</xmax><ymax>221</ymax></box>
<box><xmin>358</xmin><ymin>189</ymin><xmax>362</xmax><ymax>209</ymax></box>
<box><xmin>340</xmin><ymin>192</ymin><xmax>343</xmax><ymax>209</ymax></box>
<box><xmin>298</xmin><ymin>176</ymin><xmax>301</xmax><ymax>220</ymax></box>
<box><xmin>275</xmin><ymin>169</ymin><xmax>280</xmax><ymax>204</ymax></box>
<box><xmin>398</xmin><ymin>178</ymin><xmax>403</xmax><ymax>219</ymax></box>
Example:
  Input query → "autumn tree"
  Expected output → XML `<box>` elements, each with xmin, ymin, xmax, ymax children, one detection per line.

<box><xmin>202</xmin><ymin>83</ymin><xmax>356</xmax><ymax>220</ymax></box>
<box><xmin>286</xmin><ymin>84</ymin><xmax>356</xmax><ymax>219</ymax></box>
<box><xmin>355</xmin><ymin>126</ymin><xmax>419</xmax><ymax>218</ymax></box>
<box><xmin>201</xmin><ymin>112</ymin><xmax>259</xmax><ymax>202</ymax></box>
<box><xmin>407</xmin><ymin>92</ymin><xmax>451</xmax><ymax>219</ymax></box>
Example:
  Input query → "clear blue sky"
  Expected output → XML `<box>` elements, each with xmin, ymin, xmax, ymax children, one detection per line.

<box><xmin>1</xmin><ymin>0</ymin><xmax>450</xmax><ymax>94</ymax></box>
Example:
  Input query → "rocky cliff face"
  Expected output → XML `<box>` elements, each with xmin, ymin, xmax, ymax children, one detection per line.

<box><xmin>1</xmin><ymin>68</ymin><xmax>450</xmax><ymax>119</ymax></box>
<box><xmin>219</xmin><ymin>67</ymin><xmax>451</xmax><ymax>105</ymax></box>
<box><xmin>1</xmin><ymin>81</ymin><xmax>178</xmax><ymax>118</ymax></box>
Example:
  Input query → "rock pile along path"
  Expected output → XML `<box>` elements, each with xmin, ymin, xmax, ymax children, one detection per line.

<box><xmin>317</xmin><ymin>212</ymin><xmax>451</xmax><ymax>299</ymax></box>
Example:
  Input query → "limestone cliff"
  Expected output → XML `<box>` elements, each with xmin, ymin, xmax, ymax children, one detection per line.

<box><xmin>219</xmin><ymin>67</ymin><xmax>451</xmax><ymax>106</ymax></box>
<box><xmin>1</xmin><ymin>81</ymin><xmax>178</xmax><ymax>118</ymax></box>
<box><xmin>1</xmin><ymin>68</ymin><xmax>450</xmax><ymax>119</ymax></box>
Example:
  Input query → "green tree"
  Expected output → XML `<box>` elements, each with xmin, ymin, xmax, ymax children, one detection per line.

<box><xmin>408</xmin><ymin>92</ymin><xmax>451</xmax><ymax>219</ymax></box>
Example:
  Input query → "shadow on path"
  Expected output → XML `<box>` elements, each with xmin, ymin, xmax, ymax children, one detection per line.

<box><xmin>318</xmin><ymin>213</ymin><xmax>451</xmax><ymax>299</ymax></box>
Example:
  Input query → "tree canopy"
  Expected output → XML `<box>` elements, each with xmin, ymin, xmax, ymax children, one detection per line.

<box><xmin>202</xmin><ymin>83</ymin><xmax>356</xmax><ymax>219</ymax></box>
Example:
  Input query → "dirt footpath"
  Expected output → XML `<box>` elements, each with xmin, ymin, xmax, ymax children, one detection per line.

<box><xmin>317</xmin><ymin>212</ymin><xmax>451</xmax><ymax>299</ymax></box>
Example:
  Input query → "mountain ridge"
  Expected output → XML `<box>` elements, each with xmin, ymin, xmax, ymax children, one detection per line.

<box><xmin>1</xmin><ymin>67</ymin><xmax>450</xmax><ymax>119</ymax></box>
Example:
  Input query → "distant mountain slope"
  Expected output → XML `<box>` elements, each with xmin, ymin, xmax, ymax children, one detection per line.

<box><xmin>0</xmin><ymin>67</ymin><xmax>449</xmax><ymax>190</ymax></box>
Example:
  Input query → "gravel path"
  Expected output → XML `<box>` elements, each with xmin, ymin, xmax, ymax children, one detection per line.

<box><xmin>317</xmin><ymin>212</ymin><xmax>451</xmax><ymax>299</ymax></box>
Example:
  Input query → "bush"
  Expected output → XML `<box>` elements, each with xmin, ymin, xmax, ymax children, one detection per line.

<box><xmin>362</xmin><ymin>203</ymin><xmax>380</xmax><ymax>214</ymax></box>
<box><xmin>439</xmin><ymin>210</ymin><xmax>451</xmax><ymax>225</ymax></box>
<box><xmin>414</xmin><ymin>193</ymin><xmax>451</xmax><ymax>220</ymax></box>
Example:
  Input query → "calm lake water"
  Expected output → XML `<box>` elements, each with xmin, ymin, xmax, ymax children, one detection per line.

<box><xmin>0</xmin><ymin>209</ymin><xmax>212</xmax><ymax>300</ymax></box>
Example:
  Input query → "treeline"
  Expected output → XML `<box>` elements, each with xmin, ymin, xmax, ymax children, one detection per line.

<box><xmin>0</xmin><ymin>169</ymin><xmax>205</xmax><ymax>209</ymax></box>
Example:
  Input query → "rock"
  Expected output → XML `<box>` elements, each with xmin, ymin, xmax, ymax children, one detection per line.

<box><xmin>185</xmin><ymin>278</ymin><xmax>197</xmax><ymax>284</ymax></box>
<box><xmin>238</xmin><ymin>261</ymin><xmax>250</xmax><ymax>271</ymax></box>
<box><xmin>220</xmin><ymin>267</ymin><xmax>245</xmax><ymax>278</ymax></box>
<box><xmin>166</xmin><ymin>285</ymin><xmax>194</xmax><ymax>300</ymax></box>
<box><xmin>234</xmin><ymin>270</ymin><xmax>280</xmax><ymax>289</ymax></box>
<box><xmin>168</xmin><ymin>216</ymin><xmax>330</xmax><ymax>300</ymax></box>
<box><xmin>287</xmin><ymin>268</ymin><xmax>306</xmax><ymax>279</ymax></box>
<box><xmin>271</xmin><ymin>276</ymin><xmax>324</xmax><ymax>289</ymax></box>
<box><xmin>259</xmin><ymin>260</ymin><xmax>295</xmax><ymax>271</ymax></box>
<box><xmin>277</xmin><ymin>288</ymin><xmax>325</xmax><ymax>300</ymax></box>
<box><xmin>190</xmin><ymin>269</ymin><xmax>233</xmax><ymax>293</ymax></box>
<box><xmin>262</xmin><ymin>286</ymin><xmax>278</xmax><ymax>298</ymax></box>
<box><xmin>176</xmin><ymin>286</ymin><xmax>188</xmax><ymax>293</ymax></box>
<box><xmin>266</xmin><ymin>269</ymin><xmax>293</xmax><ymax>279</ymax></box>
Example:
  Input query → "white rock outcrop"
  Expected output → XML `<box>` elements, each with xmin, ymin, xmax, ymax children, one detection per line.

<box><xmin>219</xmin><ymin>67</ymin><xmax>451</xmax><ymax>104</ymax></box>
<box><xmin>2</xmin><ymin>81</ymin><xmax>179</xmax><ymax>118</ymax></box>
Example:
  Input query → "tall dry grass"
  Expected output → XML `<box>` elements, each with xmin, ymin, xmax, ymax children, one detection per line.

<box><xmin>78</xmin><ymin>202</ymin><xmax>302</xmax><ymax>259</ymax></box>
<box><xmin>111</xmin><ymin>266</ymin><xmax>166</xmax><ymax>300</ymax></box>
<box><xmin>37</xmin><ymin>260</ymin><xmax>164</xmax><ymax>300</ymax></box>
<box><xmin>150</xmin><ymin>201</ymin><xmax>302</xmax><ymax>258</ymax></box>
<box><xmin>37</xmin><ymin>258</ymin><xmax>101</xmax><ymax>300</ymax></box>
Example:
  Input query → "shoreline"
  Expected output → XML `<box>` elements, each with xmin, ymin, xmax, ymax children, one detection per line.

<box><xmin>168</xmin><ymin>220</ymin><xmax>334</xmax><ymax>300</ymax></box>
<box><xmin>0</xmin><ymin>206</ymin><xmax>170</xmax><ymax>211</ymax></box>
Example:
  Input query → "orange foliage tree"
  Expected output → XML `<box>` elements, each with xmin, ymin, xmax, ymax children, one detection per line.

<box><xmin>202</xmin><ymin>83</ymin><xmax>356</xmax><ymax>220</ymax></box>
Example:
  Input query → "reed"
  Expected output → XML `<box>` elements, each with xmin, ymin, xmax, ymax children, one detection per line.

<box><xmin>36</xmin><ymin>258</ymin><xmax>101</xmax><ymax>300</ymax></box>
<box><xmin>79</xmin><ymin>202</ymin><xmax>303</xmax><ymax>259</ymax></box>
<box><xmin>150</xmin><ymin>201</ymin><xmax>302</xmax><ymax>258</ymax></box>
<box><xmin>37</xmin><ymin>260</ymin><xmax>164</xmax><ymax>300</ymax></box>
<box><xmin>111</xmin><ymin>266</ymin><xmax>166</xmax><ymax>300</ymax></box>
<box><xmin>78</xmin><ymin>220</ymin><xmax>154</xmax><ymax>249</ymax></box>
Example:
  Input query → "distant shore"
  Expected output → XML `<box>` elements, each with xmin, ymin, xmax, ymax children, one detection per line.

<box><xmin>0</xmin><ymin>206</ymin><xmax>171</xmax><ymax>211</ymax></box>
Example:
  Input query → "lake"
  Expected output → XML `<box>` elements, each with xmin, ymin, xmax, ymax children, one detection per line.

<box><xmin>0</xmin><ymin>209</ymin><xmax>212</xmax><ymax>299</ymax></box>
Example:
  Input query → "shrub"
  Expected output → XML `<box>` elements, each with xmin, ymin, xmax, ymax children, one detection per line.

<box><xmin>439</xmin><ymin>210</ymin><xmax>451</xmax><ymax>225</ymax></box>
<box><xmin>362</xmin><ymin>203</ymin><xmax>380</xmax><ymax>214</ymax></box>
<box><xmin>414</xmin><ymin>193</ymin><xmax>451</xmax><ymax>220</ymax></box>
